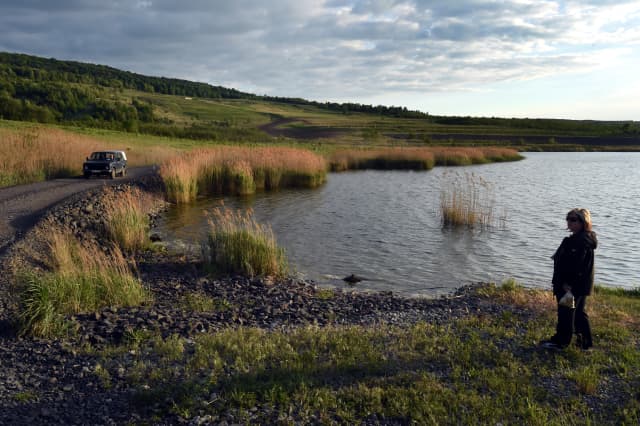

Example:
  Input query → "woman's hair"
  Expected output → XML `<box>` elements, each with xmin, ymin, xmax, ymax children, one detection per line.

<box><xmin>566</xmin><ymin>208</ymin><xmax>592</xmax><ymax>231</ymax></box>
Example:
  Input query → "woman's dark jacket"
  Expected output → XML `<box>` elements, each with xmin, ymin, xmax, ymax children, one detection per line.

<box><xmin>552</xmin><ymin>230</ymin><xmax>597</xmax><ymax>296</ymax></box>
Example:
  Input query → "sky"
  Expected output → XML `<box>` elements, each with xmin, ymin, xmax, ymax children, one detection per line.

<box><xmin>1</xmin><ymin>0</ymin><xmax>640</xmax><ymax>120</ymax></box>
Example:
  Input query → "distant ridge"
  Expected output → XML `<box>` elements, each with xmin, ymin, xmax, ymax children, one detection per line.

<box><xmin>0</xmin><ymin>51</ymin><xmax>429</xmax><ymax>119</ymax></box>
<box><xmin>1</xmin><ymin>51</ymin><xmax>638</xmax><ymax>146</ymax></box>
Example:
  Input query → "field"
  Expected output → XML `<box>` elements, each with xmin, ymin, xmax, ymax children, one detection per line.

<box><xmin>3</xmin><ymin>83</ymin><xmax>636</xmax><ymax>187</ymax></box>
<box><xmin>4</xmin><ymin>81</ymin><xmax>640</xmax><ymax>158</ymax></box>
<box><xmin>1</xmin><ymin>119</ymin><xmax>523</xmax><ymax>190</ymax></box>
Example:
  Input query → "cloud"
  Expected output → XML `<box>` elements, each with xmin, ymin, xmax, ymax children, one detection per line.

<box><xmin>1</xmin><ymin>0</ymin><xmax>639</xmax><ymax>113</ymax></box>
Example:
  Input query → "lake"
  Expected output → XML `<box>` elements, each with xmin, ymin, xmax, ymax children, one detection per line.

<box><xmin>157</xmin><ymin>152</ymin><xmax>640</xmax><ymax>297</ymax></box>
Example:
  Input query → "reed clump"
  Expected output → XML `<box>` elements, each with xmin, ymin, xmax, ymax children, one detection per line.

<box><xmin>159</xmin><ymin>146</ymin><xmax>327</xmax><ymax>203</ymax></box>
<box><xmin>440</xmin><ymin>171</ymin><xmax>496</xmax><ymax>228</ymax></box>
<box><xmin>102</xmin><ymin>186</ymin><xmax>158</xmax><ymax>252</ymax></box>
<box><xmin>329</xmin><ymin>147</ymin><xmax>522</xmax><ymax>171</ymax></box>
<box><xmin>203</xmin><ymin>205</ymin><xmax>288</xmax><ymax>278</ymax></box>
<box><xmin>17</xmin><ymin>226</ymin><xmax>149</xmax><ymax>337</ymax></box>
<box><xmin>329</xmin><ymin>148</ymin><xmax>436</xmax><ymax>171</ymax></box>
<box><xmin>432</xmin><ymin>147</ymin><xmax>523</xmax><ymax>166</ymax></box>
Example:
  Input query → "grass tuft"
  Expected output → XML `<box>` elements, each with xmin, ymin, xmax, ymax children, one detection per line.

<box><xmin>329</xmin><ymin>147</ymin><xmax>436</xmax><ymax>171</ymax></box>
<box><xmin>440</xmin><ymin>171</ymin><xmax>497</xmax><ymax>228</ymax></box>
<box><xmin>203</xmin><ymin>205</ymin><xmax>288</xmax><ymax>278</ymax></box>
<box><xmin>102</xmin><ymin>186</ymin><xmax>158</xmax><ymax>252</ymax></box>
<box><xmin>17</xmin><ymin>226</ymin><xmax>150</xmax><ymax>337</ymax></box>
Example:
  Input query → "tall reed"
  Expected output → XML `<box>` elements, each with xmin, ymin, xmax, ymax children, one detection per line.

<box><xmin>440</xmin><ymin>171</ymin><xmax>496</xmax><ymax>228</ymax></box>
<box><xmin>203</xmin><ymin>205</ymin><xmax>288</xmax><ymax>278</ymax></box>
<box><xmin>329</xmin><ymin>147</ymin><xmax>522</xmax><ymax>171</ymax></box>
<box><xmin>102</xmin><ymin>186</ymin><xmax>158</xmax><ymax>252</ymax></box>
<box><xmin>329</xmin><ymin>148</ymin><xmax>436</xmax><ymax>171</ymax></box>
<box><xmin>160</xmin><ymin>146</ymin><xmax>327</xmax><ymax>203</ymax></box>
<box><xmin>0</xmin><ymin>127</ymin><xmax>177</xmax><ymax>187</ymax></box>
<box><xmin>0</xmin><ymin>128</ymin><xmax>99</xmax><ymax>186</ymax></box>
<box><xmin>17</xmin><ymin>226</ymin><xmax>149</xmax><ymax>337</ymax></box>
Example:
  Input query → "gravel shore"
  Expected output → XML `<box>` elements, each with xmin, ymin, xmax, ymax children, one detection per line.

<box><xmin>0</xmin><ymin>182</ymin><xmax>531</xmax><ymax>425</ymax></box>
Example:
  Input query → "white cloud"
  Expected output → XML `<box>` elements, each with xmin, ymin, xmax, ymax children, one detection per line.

<box><xmin>0</xmin><ymin>0</ymin><xmax>639</xmax><ymax>118</ymax></box>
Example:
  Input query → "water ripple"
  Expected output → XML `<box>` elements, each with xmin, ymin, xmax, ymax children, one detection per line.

<box><xmin>158</xmin><ymin>153</ymin><xmax>640</xmax><ymax>296</ymax></box>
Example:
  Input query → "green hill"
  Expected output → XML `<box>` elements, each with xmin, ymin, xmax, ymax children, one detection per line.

<box><xmin>1</xmin><ymin>51</ymin><xmax>639</xmax><ymax>149</ymax></box>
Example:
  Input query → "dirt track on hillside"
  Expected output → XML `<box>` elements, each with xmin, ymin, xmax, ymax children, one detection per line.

<box><xmin>0</xmin><ymin>166</ymin><xmax>157</xmax><ymax>257</ymax></box>
<box><xmin>259</xmin><ymin>117</ymin><xmax>346</xmax><ymax>139</ymax></box>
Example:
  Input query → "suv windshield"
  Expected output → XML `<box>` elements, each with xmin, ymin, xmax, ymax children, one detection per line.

<box><xmin>89</xmin><ymin>152</ymin><xmax>114</xmax><ymax>161</ymax></box>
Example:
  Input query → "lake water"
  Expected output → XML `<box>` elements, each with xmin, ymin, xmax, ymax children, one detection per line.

<box><xmin>157</xmin><ymin>152</ymin><xmax>640</xmax><ymax>297</ymax></box>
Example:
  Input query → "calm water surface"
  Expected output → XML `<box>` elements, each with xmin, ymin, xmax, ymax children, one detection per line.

<box><xmin>157</xmin><ymin>152</ymin><xmax>640</xmax><ymax>296</ymax></box>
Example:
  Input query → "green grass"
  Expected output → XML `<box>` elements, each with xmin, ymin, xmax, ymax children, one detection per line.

<box><xmin>203</xmin><ymin>207</ymin><xmax>288</xmax><ymax>278</ymax></box>
<box><xmin>16</xmin><ymin>227</ymin><xmax>150</xmax><ymax>337</ymax></box>
<box><xmin>82</xmin><ymin>283</ymin><xmax>639</xmax><ymax>424</ymax></box>
<box><xmin>102</xmin><ymin>186</ymin><xmax>156</xmax><ymax>252</ymax></box>
<box><xmin>179</xmin><ymin>292</ymin><xmax>232</xmax><ymax>313</ymax></box>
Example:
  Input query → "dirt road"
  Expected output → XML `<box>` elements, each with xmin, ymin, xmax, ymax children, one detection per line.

<box><xmin>259</xmin><ymin>117</ymin><xmax>345</xmax><ymax>139</ymax></box>
<box><xmin>0</xmin><ymin>166</ymin><xmax>157</xmax><ymax>257</ymax></box>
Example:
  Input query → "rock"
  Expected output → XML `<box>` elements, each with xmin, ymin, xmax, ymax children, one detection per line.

<box><xmin>343</xmin><ymin>274</ymin><xmax>363</xmax><ymax>284</ymax></box>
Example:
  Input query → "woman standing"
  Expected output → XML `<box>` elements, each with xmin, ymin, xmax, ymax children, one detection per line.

<box><xmin>541</xmin><ymin>208</ymin><xmax>598</xmax><ymax>350</ymax></box>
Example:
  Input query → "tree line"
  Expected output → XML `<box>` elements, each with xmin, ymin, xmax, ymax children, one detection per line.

<box><xmin>1</xmin><ymin>51</ymin><xmax>638</xmax><ymax>138</ymax></box>
<box><xmin>0</xmin><ymin>52</ymin><xmax>431</xmax><ymax>126</ymax></box>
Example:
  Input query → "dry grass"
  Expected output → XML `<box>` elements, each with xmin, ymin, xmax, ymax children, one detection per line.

<box><xmin>329</xmin><ymin>147</ymin><xmax>522</xmax><ymax>171</ymax></box>
<box><xmin>329</xmin><ymin>148</ymin><xmax>436</xmax><ymax>171</ymax></box>
<box><xmin>440</xmin><ymin>171</ymin><xmax>497</xmax><ymax>228</ymax></box>
<box><xmin>0</xmin><ymin>127</ymin><xmax>177</xmax><ymax>187</ymax></box>
<box><xmin>160</xmin><ymin>146</ymin><xmax>327</xmax><ymax>203</ymax></box>
<box><xmin>0</xmin><ymin>127</ymin><xmax>103</xmax><ymax>186</ymax></box>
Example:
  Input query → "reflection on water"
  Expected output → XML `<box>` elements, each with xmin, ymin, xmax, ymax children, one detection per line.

<box><xmin>158</xmin><ymin>152</ymin><xmax>640</xmax><ymax>297</ymax></box>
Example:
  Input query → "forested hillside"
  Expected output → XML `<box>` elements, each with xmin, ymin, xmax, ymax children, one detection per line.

<box><xmin>1</xmin><ymin>51</ymin><xmax>638</xmax><ymax>142</ymax></box>
<box><xmin>0</xmin><ymin>52</ymin><xmax>428</xmax><ymax>132</ymax></box>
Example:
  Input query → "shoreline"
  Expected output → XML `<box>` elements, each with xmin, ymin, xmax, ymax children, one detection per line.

<box><xmin>0</xmin><ymin>182</ymin><xmax>509</xmax><ymax>424</ymax></box>
<box><xmin>1</xmin><ymin>182</ymin><xmax>637</xmax><ymax>424</ymax></box>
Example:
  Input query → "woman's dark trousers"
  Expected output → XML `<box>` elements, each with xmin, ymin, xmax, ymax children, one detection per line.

<box><xmin>555</xmin><ymin>295</ymin><xmax>592</xmax><ymax>348</ymax></box>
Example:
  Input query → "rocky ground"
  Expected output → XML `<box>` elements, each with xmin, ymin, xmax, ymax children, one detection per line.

<box><xmin>0</xmin><ymin>178</ymin><xmax>533</xmax><ymax>425</ymax></box>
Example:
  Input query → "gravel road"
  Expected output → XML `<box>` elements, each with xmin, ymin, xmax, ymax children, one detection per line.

<box><xmin>0</xmin><ymin>166</ymin><xmax>157</xmax><ymax>257</ymax></box>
